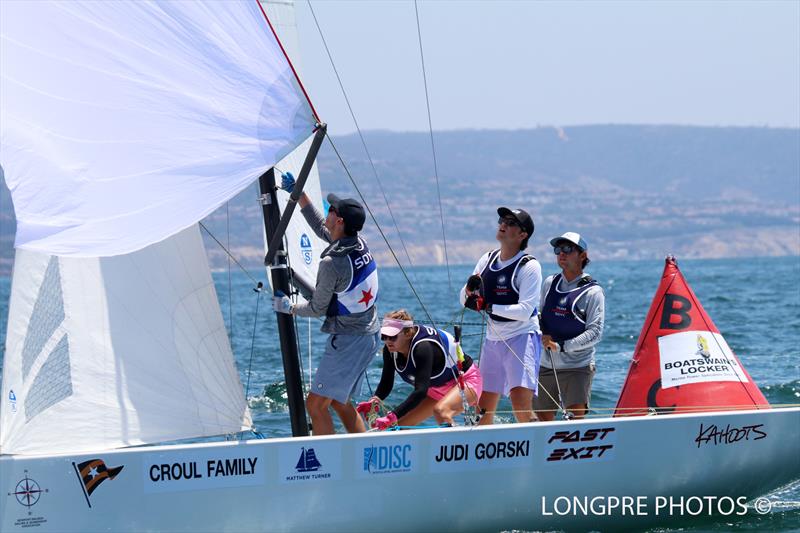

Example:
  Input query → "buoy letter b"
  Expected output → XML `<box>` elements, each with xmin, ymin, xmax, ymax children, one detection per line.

<box><xmin>660</xmin><ymin>294</ymin><xmax>692</xmax><ymax>330</ymax></box>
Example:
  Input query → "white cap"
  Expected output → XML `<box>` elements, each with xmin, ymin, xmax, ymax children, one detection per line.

<box><xmin>549</xmin><ymin>232</ymin><xmax>588</xmax><ymax>251</ymax></box>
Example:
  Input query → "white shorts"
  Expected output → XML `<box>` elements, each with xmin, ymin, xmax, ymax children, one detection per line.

<box><xmin>478</xmin><ymin>332</ymin><xmax>541</xmax><ymax>396</ymax></box>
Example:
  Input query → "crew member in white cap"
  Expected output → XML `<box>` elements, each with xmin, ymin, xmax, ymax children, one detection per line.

<box><xmin>460</xmin><ymin>207</ymin><xmax>542</xmax><ymax>425</ymax></box>
<box><xmin>534</xmin><ymin>232</ymin><xmax>605</xmax><ymax>421</ymax></box>
<box><xmin>357</xmin><ymin>310</ymin><xmax>483</xmax><ymax>430</ymax></box>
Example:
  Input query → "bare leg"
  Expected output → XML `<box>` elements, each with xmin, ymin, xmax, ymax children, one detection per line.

<box><xmin>396</xmin><ymin>397</ymin><xmax>437</xmax><ymax>427</ymax></box>
<box><xmin>478</xmin><ymin>391</ymin><xmax>500</xmax><ymax>425</ymax></box>
<box><xmin>306</xmin><ymin>392</ymin><xmax>334</xmax><ymax>435</ymax></box>
<box><xmin>331</xmin><ymin>399</ymin><xmax>366</xmax><ymax>433</ymax></box>
<box><xmin>509</xmin><ymin>386</ymin><xmax>534</xmax><ymax>423</ymax></box>
<box><xmin>433</xmin><ymin>386</ymin><xmax>478</xmax><ymax>425</ymax></box>
<box><xmin>566</xmin><ymin>403</ymin><xmax>588</xmax><ymax>420</ymax></box>
<box><xmin>535</xmin><ymin>409</ymin><xmax>555</xmax><ymax>422</ymax></box>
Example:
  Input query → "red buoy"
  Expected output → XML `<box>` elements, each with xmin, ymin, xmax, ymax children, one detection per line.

<box><xmin>614</xmin><ymin>256</ymin><xmax>769</xmax><ymax>416</ymax></box>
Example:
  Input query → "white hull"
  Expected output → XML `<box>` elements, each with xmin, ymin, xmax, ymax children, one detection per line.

<box><xmin>2</xmin><ymin>407</ymin><xmax>798</xmax><ymax>532</ymax></box>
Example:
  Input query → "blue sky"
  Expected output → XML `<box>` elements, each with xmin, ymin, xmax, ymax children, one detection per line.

<box><xmin>291</xmin><ymin>1</ymin><xmax>800</xmax><ymax>135</ymax></box>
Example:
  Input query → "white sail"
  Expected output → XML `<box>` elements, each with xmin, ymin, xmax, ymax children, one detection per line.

<box><xmin>264</xmin><ymin>1</ymin><xmax>328</xmax><ymax>296</ymax></box>
<box><xmin>0</xmin><ymin>226</ymin><xmax>251</xmax><ymax>455</ymax></box>
<box><xmin>0</xmin><ymin>0</ymin><xmax>317</xmax><ymax>257</ymax></box>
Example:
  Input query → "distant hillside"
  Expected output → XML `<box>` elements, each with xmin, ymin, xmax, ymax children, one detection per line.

<box><xmin>2</xmin><ymin>125</ymin><xmax>799</xmax><ymax>275</ymax></box>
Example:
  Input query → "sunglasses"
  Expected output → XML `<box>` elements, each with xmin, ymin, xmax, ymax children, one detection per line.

<box><xmin>497</xmin><ymin>217</ymin><xmax>520</xmax><ymax>228</ymax></box>
<box><xmin>554</xmin><ymin>244</ymin><xmax>578</xmax><ymax>255</ymax></box>
<box><xmin>328</xmin><ymin>206</ymin><xmax>338</xmax><ymax>216</ymax></box>
<box><xmin>381</xmin><ymin>333</ymin><xmax>398</xmax><ymax>342</ymax></box>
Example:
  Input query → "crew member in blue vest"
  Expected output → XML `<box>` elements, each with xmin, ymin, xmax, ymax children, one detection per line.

<box><xmin>357</xmin><ymin>310</ymin><xmax>483</xmax><ymax>430</ymax></box>
<box><xmin>274</xmin><ymin>173</ymin><xmax>380</xmax><ymax>435</ymax></box>
<box><xmin>534</xmin><ymin>232</ymin><xmax>605</xmax><ymax>421</ymax></box>
<box><xmin>460</xmin><ymin>207</ymin><xmax>542</xmax><ymax>425</ymax></box>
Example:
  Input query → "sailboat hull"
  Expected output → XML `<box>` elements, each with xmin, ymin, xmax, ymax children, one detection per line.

<box><xmin>1</xmin><ymin>408</ymin><xmax>798</xmax><ymax>532</ymax></box>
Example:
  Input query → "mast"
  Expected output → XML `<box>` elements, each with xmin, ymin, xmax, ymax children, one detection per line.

<box><xmin>259</xmin><ymin>124</ymin><xmax>327</xmax><ymax>437</ymax></box>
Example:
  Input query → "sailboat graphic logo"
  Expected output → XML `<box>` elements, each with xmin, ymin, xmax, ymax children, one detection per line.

<box><xmin>295</xmin><ymin>447</ymin><xmax>321</xmax><ymax>472</ymax></box>
<box><xmin>300</xmin><ymin>234</ymin><xmax>313</xmax><ymax>265</ymax></box>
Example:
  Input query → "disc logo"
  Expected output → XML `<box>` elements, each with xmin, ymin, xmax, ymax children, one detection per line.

<box><xmin>362</xmin><ymin>444</ymin><xmax>412</xmax><ymax>475</ymax></box>
<box><xmin>300</xmin><ymin>234</ymin><xmax>313</xmax><ymax>265</ymax></box>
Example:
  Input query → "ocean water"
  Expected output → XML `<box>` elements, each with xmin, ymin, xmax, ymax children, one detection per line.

<box><xmin>1</xmin><ymin>256</ymin><xmax>798</xmax><ymax>531</ymax></box>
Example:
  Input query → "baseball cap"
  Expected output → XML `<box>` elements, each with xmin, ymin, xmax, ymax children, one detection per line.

<box><xmin>497</xmin><ymin>207</ymin><xmax>534</xmax><ymax>236</ymax></box>
<box><xmin>327</xmin><ymin>193</ymin><xmax>366</xmax><ymax>233</ymax></box>
<box><xmin>549</xmin><ymin>232</ymin><xmax>588</xmax><ymax>251</ymax></box>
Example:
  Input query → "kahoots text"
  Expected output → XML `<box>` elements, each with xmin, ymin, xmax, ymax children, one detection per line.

<box><xmin>149</xmin><ymin>458</ymin><xmax>258</xmax><ymax>482</ymax></box>
<box><xmin>435</xmin><ymin>440</ymin><xmax>530</xmax><ymax>462</ymax></box>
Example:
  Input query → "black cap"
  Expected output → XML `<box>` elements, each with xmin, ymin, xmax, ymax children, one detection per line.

<box><xmin>327</xmin><ymin>193</ymin><xmax>366</xmax><ymax>233</ymax></box>
<box><xmin>497</xmin><ymin>207</ymin><xmax>534</xmax><ymax>236</ymax></box>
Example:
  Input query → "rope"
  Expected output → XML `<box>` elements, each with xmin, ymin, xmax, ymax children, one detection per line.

<box><xmin>306</xmin><ymin>1</ymin><xmax>418</xmax><ymax>276</ymax></box>
<box><xmin>244</xmin><ymin>283</ymin><xmax>264</xmax><ymax>401</ymax></box>
<box><xmin>413</xmin><ymin>0</ymin><xmax>452</xmax><ymax>295</ymax></box>
<box><xmin>199</xmin><ymin>222</ymin><xmax>261</xmax><ymax>286</ymax></box>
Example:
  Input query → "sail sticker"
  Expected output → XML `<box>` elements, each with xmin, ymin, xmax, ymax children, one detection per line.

<box><xmin>278</xmin><ymin>443</ymin><xmax>341</xmax><ymax>483</ymax></box>
<box><xmin>541</xmin><ymin>427</ymin><xmax>617</xmax><ymax>464</ymax></box>
<box><xmin>358</xmin><ymin>442</ymin><xmax>417</xmax><ymax>477</ymax></box>
<box><xmin>300</xmin><ymin>233</ymin><xmax>313</xmax><ymax>265</ymax></box>
<box><xmin>8</xmin><ymin>389</ymin><xmax>17</xmax><ymax>414</ymax></box>
<box><xmin>658</xmin><ymin>331</ymin><xmax>749</xmax><ymax>388</ymax></box>
<box><xmin>429</xmin><ymin>432</ymin><xmax>532</xmax><ymax>473</ymax></box>
<box><xmin>143</xmin><ymin>449</ymin><xmax>264</xmax><ymax>494</ymax></box>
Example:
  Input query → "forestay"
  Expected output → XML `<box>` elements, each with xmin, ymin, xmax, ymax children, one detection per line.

<box><xmin>0</xmin><ymin>0</ymin><xmax>318</xmax><ymax>257</ymax></box>
<box><xmin>0</xmin><ymin>226</ymin><xmax>251</xmax><ymax>455</ymax></box>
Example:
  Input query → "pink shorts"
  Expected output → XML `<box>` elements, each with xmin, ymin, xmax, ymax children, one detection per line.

<box><xmin>427</xmin><ymin>364</ymin><xmax>483</xmax><ymax>405</ymax></box>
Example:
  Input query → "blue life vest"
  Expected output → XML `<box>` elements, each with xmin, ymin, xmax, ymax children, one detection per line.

<box><xmin>479</xmin><ymin>249</ymin><xmax>536</xmax><ymax>322</ymax></box>
<box><xmin>326</xmin><ymin>237</ymin><xmax>379</xmax><ymax>316</ymax></box>
<box><xmin>540</xmin><ymin>273</ymin><xmax>598</xmax><ymax>342</ymax></box>
<box><xmin>393</xmin><ymin>326</ymin><xmax>463</xmax><ymax>387</ymax></box>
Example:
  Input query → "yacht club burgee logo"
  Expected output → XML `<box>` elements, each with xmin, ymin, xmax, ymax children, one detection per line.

<box><xmin>73</xmin><ymin>458</ymin><xmax>124</xmax><ymax>508</ymax></box>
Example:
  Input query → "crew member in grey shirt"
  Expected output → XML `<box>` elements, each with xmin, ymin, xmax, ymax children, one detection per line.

<box><xmin>273</xmin><ymin>172</ymin><xmax>380</xmax><ymax>435</ymax></box>
<box><xmin>534</xmin><ymin>232</ymin><xmax>604</xmax><ymax>421</ymax></box>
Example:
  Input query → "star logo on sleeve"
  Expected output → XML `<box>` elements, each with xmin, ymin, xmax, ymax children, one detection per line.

<box><xmin>358</xmin><ymin>288</ymin><xmax>374</xmax><ymax>307</ymax></box>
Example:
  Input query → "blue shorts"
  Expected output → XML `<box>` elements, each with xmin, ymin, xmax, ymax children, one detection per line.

<box><xmin>478</xmin><ymin>332</ymin><xmax>541</xmax><ymax>396</ymax></box>
<box><xmin>311</xmin><ymin>332</ymin><xmax>380</xmax><ymax>404</ymax></box>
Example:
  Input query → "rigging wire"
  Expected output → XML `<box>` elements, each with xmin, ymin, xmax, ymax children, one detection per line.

<box><xmin>284</xmin><ymin>232</ymin><xmax>311</xmax><ymax>395</ymax></box>
<box><xmin>199</xmin><ymin>222</ymin><xmax>262</xmax><ymax>286</ymax></box>
<box><xmin>306</xmin><ymin>1</ymin><xmax>417</xmax><ymax>275</ymax></box>
<box><xmin>226</xmin><ymin>201</ymin><xmax>233</xmax><ymax>340</ymax></box>
<box><xmin>413</xmin><ymin>0</ymin><xmax>452</xmax><ymax>295</ymax></box>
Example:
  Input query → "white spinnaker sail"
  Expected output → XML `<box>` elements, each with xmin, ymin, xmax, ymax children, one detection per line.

<box><xmin>0</xmin><ymin>226</ymin><xmax>251</xmax><ymax>455</ymax></box>
<box><xmin>265</xmin><ymin>1</ymin><xmax>328</xmax><ymax>296</ymax></box>
<box><xmin>0</xmin><ymin>0</ymin><xmax>317</xmax><ymax>257</ymax></box>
